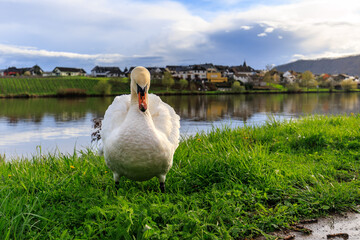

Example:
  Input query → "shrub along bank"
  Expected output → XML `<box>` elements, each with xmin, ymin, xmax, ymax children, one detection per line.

<box><xmin>1</xmin><ymin>115</ymin><xmax>360</xmax><ymax>239</ymax></box>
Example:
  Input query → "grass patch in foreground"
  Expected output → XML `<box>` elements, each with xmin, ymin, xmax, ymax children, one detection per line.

<box><xmin>1</xmin><ymin>115</ymin><xmax>360</xmax><ymax>239</ymax></box>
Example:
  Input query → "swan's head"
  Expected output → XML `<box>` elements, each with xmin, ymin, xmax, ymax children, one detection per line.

<box><xmin>131</xmin><ymin>66</ymin><xmax>150</xmax><ymax>112</ymax></box>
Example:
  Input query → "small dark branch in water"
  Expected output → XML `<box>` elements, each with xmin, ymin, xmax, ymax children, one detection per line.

<box><xmin>91</xmin><ymin>117</ymin><xmax>103</xmax><ymax>142</ymax></box>
<box><xmin>290</xmin><ymin>225</ymin><xmax>313</xmax><ymax>234</ymax></box>
<box><xmin>299</xmin><ymin>219</ymin><xmax>318</xmax><ymax>224</ymax></box>
<box><xmin>327</xmin><ymin>233</ymin><xmax>349</xmax><ymax>239</ymax></box>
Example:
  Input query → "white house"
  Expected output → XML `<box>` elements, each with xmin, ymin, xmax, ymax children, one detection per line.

<box><xmin>91</xmin><ymin>66</ymin><xmax>124</xmax><ymax>77</ymax></box>
<box><xmin>168</xmin><ymin>65</ymin><xmax>210</xmax><ymax>81</ymax></box>
<box><xmin>53</xmin><ymin>67</ymin><xmax>86</xmax><ymax>76</ymax></box>
<box><xmin>282</xmin><ymin>71</ymin><xmax>296</xmax><ymax>84</ymax></box>
<box><xmin>233</xmin><ymin>73</ymin><xmax>253</xmax><ymax>83</ymax></box>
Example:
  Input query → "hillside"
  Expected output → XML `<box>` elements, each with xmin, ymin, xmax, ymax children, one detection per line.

<box><xmin>276</xmin><ymin>54</ymin><xmax>360</xmax><ymax>75</ymax></box>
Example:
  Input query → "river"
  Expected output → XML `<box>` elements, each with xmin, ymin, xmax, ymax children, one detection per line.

<box><xmin>1</xmin><ymin>93</ymin><xmax>359</xmax><ymax>158</ymax></box>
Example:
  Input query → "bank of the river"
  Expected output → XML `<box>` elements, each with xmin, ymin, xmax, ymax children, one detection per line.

<box><xmin>1</xmin><ymin>76</ymin><xmax>359</xmax><ymax>98</ymax></box>
<box><xmin>1</xmin><ymin>115</ymin><xmax>360</xmax><ymax>239</ymax></box>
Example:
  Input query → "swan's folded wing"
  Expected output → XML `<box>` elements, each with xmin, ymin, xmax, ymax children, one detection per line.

<box><xmin>101</xmin><ymin>95</ymin><xmax>131</xmax><ymax>144</ymax></box>
<box><xmin>148</xmin><ymin>94</ymin><xmax>180</xmax><ymax>151</ymax></box>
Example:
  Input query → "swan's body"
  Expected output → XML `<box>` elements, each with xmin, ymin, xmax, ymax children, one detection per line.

<box><xmin>101</xmin><ymin>67</ymin><xmax>180</xmax><ymax>192</ymax></box>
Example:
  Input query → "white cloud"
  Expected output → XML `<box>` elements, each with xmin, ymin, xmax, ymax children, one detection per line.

<box><xmin>257</xmin><ymin>33</ymin><xmax>267</xmax><ymax>37</ymax></box>
<box><xmin>240</xmin><ymin>25</ymin><xmax>252</xmax><ymax>30</ymax></box>
<box><xmin>264</xmin><ymin>27</ymin><xmax>274</xmax><ymax>33</ymax></box>
<box><xmin>0</xmin><ymin>44</ymin><xmax>126</xmax><ymax>63</ymax></box>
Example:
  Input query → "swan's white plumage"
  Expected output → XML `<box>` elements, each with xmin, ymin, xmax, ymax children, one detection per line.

<box><xmin>100</xmin><ymin>67</ymin><xmax>180</xmax><ymax>184</ymax></box>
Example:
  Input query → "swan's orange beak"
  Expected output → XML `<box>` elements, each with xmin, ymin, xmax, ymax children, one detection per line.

<box><xmin>138</xmin><ymin>92</ymin><xmax>147</xmax><ymax>112</ymax></box>
<box><xmin>137</xmin><ymin>84</ymin><xmax>147</xmax><ymax>112</ymax></box>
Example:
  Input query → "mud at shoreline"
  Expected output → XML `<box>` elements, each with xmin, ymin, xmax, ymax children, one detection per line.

<box><xmin>257</xmin><ymin>212</ymin><xmax>360</xmax><ymax>240</ymax></box>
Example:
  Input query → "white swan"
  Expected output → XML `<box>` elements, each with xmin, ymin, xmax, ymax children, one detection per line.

<box><xmin>101</xmin><ymin>66</ymin><xmax>180</xmax><ymax>192</ymax></box>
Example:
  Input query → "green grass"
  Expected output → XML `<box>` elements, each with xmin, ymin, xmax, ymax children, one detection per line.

<box><xmin>267</xmin><ymin>83</ymin><xmax>286</xmax><ymax>91</ymax></box>
<box><xmin>1</xmin><ymin>116</ymin><xmax>360</xmax><ymax>239</ymax></box>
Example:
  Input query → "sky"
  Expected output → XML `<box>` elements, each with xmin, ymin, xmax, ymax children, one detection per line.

<box><xmin>0</xmin><ymin>0</ymin><xmax>360</xmax><ymax>72</ymax></box>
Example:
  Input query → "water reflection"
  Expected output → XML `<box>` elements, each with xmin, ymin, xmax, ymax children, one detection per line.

<box><xmin>0</xmin><ymin>98</ymin><xmax>112</xmax><ymax>124</ymax></box>
<box><xmin>1</xmin><ymin>93</ymin><xmax>360</xmax><ymax>157</ymax></box>
<box><xmin>161</xmin><ymin>93</ymin><xmax>360</xmax><ymax>122</ymax></box>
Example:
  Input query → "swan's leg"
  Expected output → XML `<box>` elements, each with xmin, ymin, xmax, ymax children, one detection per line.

<box><xmin>160</xmin><ymin>182</ymin><xmax>165</xmax><ymax>193</ymax></box>
<box><xmin>113</xmin><ymin>172</ymin><xmax>120</xmax><ymax>185</ymax></box>
<box><xmin>158</xmin><ymin>175</ymin><xmax>166</xmax><ymax>193</ymax></box>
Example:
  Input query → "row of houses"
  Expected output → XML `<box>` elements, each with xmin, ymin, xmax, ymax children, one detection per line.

<box><xmin>0</xmin><ymin>62</ymin><xmax>257</xmax><ymax>84</ymax></box>
<box><xmin>0</xmin><ymin>66</ymin><xmax>87</xmax><ymax>77</ymax></box>
<box><xmin>273</xmin><ymin>69</ymin><xmax>359</xmax><ymax>85</ymax></box>
<box><xmin>166</xmin><ymin>62</ymin><xmax>256</xmax><ymax>83</ymax></box>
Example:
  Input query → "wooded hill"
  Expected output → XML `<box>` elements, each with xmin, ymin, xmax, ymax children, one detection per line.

<box><xmin>276</xmin><ymin>54</ymin><xmax>360</xmax><ymax>76</ymax></box>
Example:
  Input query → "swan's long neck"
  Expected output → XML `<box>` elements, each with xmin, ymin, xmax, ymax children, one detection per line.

<box><xmin>130</xmin><ymin>89</ymin><xmax>138</xmax><ymax>104</ymax></box>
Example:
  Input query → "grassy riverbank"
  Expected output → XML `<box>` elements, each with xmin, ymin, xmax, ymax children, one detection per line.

<box><xmin>1</xmin><ymin>76</ymin><xmax>359</xmax><ymax>98</ymax></box>
<box><xmin>1</xmin><ymin>115</ymin><xmax>360</xmax><ymax>239</ymax></box>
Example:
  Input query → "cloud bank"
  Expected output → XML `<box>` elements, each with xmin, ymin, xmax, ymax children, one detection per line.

<box><xmin>0</xmin><ymin>0</ymin><xmax>359</xmax><ymax>71</ymax></box>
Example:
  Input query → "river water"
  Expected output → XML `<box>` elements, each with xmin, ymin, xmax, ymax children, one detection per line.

<box><xmin>1</xmin><ymin>93</ymin><xmax>359</xmax><ymax>158</ymax></box>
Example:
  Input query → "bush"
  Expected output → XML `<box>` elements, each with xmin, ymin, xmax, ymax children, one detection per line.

<box><xmin>108</xmin><ymin>78</ymin><xmax>129</xmax><ymax>92</ymax></box>
<box><xmin>189</xmin><ymin>82</ymin><xmax>198</xmax><ymax>91</ymax></box>
<box><xmin>162</xmin><ymin>72</ymin><xmax>175</xmax><ymax>90</ymax></box>
<box><xmin>307</xmin><ymin>79</ymin><xmax>318</xmax><ymax>88</ymax></box>
<box><xmin>94</xmin><ymin>80</ymin><xmax>112</xmax><ymax>95</ymax></box>
<box><xmin>231</xmin><ymin>81</ymin><xmax>245</xmax><ymax>92</ymax></box>
<box><xmin>244</xmin><ymin>82</ymin><xmax>253</xmax><ymax>90</ymax></box>
<box><xmin>340</xmin><ymin>79</ymin><xmax>357</xmax><ymax>91</ymax></box>
<box><xmin>179</xmin><ymin>79</ymin><xmax>188</xmax><ymax>90</ymax></box>
<box><xmin>300</xmin><ymin>70</ymin><xmax>315</xmax><ymax>87</ymax></box>
<box><xmin>286</xmin><ymin>83</ymin><xmax>302</xmax><ymax>92</ymax></box>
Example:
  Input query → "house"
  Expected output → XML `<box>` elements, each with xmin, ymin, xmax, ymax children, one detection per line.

<box><xmin>206</xmin><ymin>68</ymin><xmax>228</xmax><ymax>83</ymax></box>
<box><xmin>1</xmin><ymin>65</ymin><xmax>43</xmax><ymax>76</ymax></box>
<box><xmin>228</xmin><ymin>61</ymin><xmax>256</xmax><ymax>81</ymax></box>
<box><xmin>189</xmin><ymin>65</ymin><xmax>208</xmax><ymax>81</ymax></box>
<box><xmin>21</xmin><ymin>65</ymin><xmax>43</xmax><ymax>75</ymax></box>
<box><xmin>230</xmin><ymin>61</ymin><xmax>255</xmax><ymax>74</ymax></box>
<box><xmin>215</xmin><ymin>65</ymin><xmax>234</xmax><ymax>79</ymax></box>
<box><xmin>3</xmin><ymin>67</ymin><xmax>21</xmax><ymax>76</ymax></box>
<box><xmin>233</xmin><ymin>73</ymin><xmax>252</xmax><ymax>83</ymax></box>
<box><xmin>42</xmin><ymin>72</ymin><xmax>55</xmax><ymax>77</ymax></box>
<box><xmin>166</xmin><ymin>65</ymin><xmax>192</xmax><ymax>81</ymax></box>
<box><xmin>53</xmin><ymin>67</ymin><xmax>86</xmax><ymax>76</ymax></box>
<box><xmin>166</xmin><ymin>65</ymin><xmax>208</xmax><ymax>81</ymax></box>
<box><xmin>146</xmin><ymin>67</ymin><xmax>167</xmax><ymax>80</ymax></box>
<box><xmin>91</xmin><ymin>66</ymin><xmax>124</xmax><ymax>77</ymax></box>
<box><xmin>282</xmin><ymin>71</ymin><xmax>297</xmax><ymax>84</ymax></box>
<box><xmin>332</xmin><ymin>73</ymin><xmax>349</xmax><ymax>82</ymax></box>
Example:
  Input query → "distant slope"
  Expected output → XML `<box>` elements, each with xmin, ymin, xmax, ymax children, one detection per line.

<box><xmin>276</xmin><ymin>55</ymin><xmax>360</xmax><ymax>75</ymax></box>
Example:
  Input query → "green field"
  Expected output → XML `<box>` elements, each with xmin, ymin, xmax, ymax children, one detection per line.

<box><xmin>0</xmin><ymin>77</ymin><xmax>130</xmax><ymax>97</ymax></box>
<box><xmin>1</xmin><ymin>115</ymin><xmax>360</xmax><ymax>239</ymax></box>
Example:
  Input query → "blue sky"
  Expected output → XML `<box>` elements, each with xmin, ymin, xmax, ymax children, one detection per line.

<box><xmin>0</xmin><ymin>0</ymin><xmax>359</xmax><ymax>72</ymax></box>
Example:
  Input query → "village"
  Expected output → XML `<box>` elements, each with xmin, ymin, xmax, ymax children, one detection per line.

<box><xmin>1</xmin><ymin>61</ymin><xmax>359</xmax><ymax>91</ymax></box>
